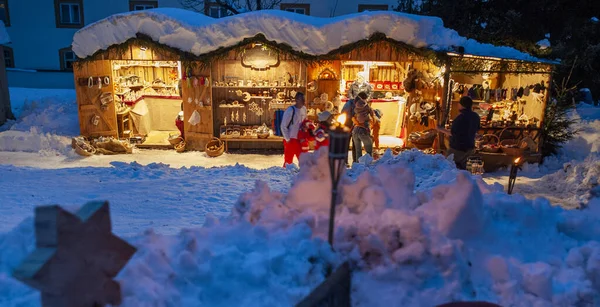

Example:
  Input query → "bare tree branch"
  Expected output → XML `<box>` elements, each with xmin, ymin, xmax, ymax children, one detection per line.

<box><xmin>215</xmin><ymin>0</ymin><xmax>240</xmax><ymax>15</ymax></box>
<box><xmin>178</xmin><ymin>0</ymin><xmax>283</xmax><ymax>16</ymax></box>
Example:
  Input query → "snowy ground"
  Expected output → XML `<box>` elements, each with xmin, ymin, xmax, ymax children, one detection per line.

<box><xmin>1</xmin><ymin>88</ymin><xmax>600</xmax><ymax>306</ymax></box>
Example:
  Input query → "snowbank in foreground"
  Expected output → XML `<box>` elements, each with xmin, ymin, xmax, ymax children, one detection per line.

<box><xmin>1</xmin><ymin>149</ymin><xmax>599</xmax><ymax>306</ymax></box>
<box><xmin>233</xmin><ymin>149</ymin><xmax>600</xmax><ymax>306</ymax></box>
<box><xmin>0</xmin><ymin>88</ymin><xmax>78</xmax><ymax>155</ymax></box>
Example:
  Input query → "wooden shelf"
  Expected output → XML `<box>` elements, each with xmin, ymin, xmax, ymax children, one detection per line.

<box><xmin>212</xmin><ymin>86</ymin><xmax>304</xmax><ymax>89</ymax></box>
<box><xmin>118</xmin><ymin>84</ymin><xmax>177</xmax><ymax>89</ymax></box>
<box><xmin>221</xmin><ymin>137</ymin><xmax>283</xmax><ymax>142</ymax></box>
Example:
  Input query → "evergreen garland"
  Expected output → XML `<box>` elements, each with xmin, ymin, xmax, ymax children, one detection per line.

<box><xmin>75</xmin><ymin>32</ymin><xmax>448</xmax><ymax>68</ymax></box>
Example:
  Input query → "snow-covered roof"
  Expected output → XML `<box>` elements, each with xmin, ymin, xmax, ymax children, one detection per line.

<box><xmin>0</xmin><ymin>21</ymin><xmax>11</xmax><ymax>45</ymax></box>
<box><xmin>72</xmin><ymin>8</ymin><xmax>554</xmax><ymax>64</ymax></box>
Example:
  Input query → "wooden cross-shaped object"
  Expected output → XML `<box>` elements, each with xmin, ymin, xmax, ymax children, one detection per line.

<box><xmin>12</xmin><ymin>201</ymin><xmax>137</xmax><ymax>307</ymax></box>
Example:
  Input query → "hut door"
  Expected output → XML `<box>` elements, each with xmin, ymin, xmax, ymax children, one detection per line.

<box><xmin>74</xmin><ymin>60</ymin><xmax>118</xmax><ymax>138</ymax></box>
<box><xmin>182</xmin><ymin>64</ymin><xmax>214</xmax><ymax>151</ymax></box>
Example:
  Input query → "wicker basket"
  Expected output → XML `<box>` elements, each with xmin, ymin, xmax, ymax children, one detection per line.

<box><xmin>72</xmin><ymin>137</ymin><xmax>96</xmax><ymax>156</ymax></box>
<box><xmin>479</xmin><ymin>134</ymin><xmax>501</xmax><ymax>153</ymax></box>
<box><xmin>411</xmin><ymin>141</ymin><xmax>434</xmax><ymax>150</ymax></box>
<box><xmin>174</xmin><ymin>141</ymin><xmax>186</xmax><ymax>153</ymax></box>
<box><xmin>205</xmin><ymin>137</ymin><xmax>224</xmax><ymax>157</ymax></box>
<box><xmin>498</xmin><ymin>128</ymin><xmax>524</xmax><ymax>156</ymax></box>
<box><xmin>257</xmin><ymin>132</ymin><xmax>270</xmax><ymax>139</ymax></box>
<box><xmin>168</xmin><ymin>132</ymin><xmax>183</xmax><ymax>145</ymax></box>
<box><xmin>74</xmin><ymin>143</ymin><xmax>96</xmax><ymax>156</ymax></box>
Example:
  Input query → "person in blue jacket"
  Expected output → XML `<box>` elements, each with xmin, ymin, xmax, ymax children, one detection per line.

<box><xmin>437</xmin><ymin>96</ymin><xmax>481</xmax><ymax>169</ymax></box>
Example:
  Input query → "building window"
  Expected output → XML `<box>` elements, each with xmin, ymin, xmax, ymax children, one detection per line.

<box><xmin>59</xmin><ymin>47</ymin><xmax>77</xmax><ymax>71</ymax></box>
<box><xmin>54</xmin><ymin>0</ymin><xmax>84</xmax><ymax>28</ymax></box>
<box><xmin>208</xmin><ymin>5</ymin><xmax>228</xmax><ymax>18</ymax></box>
<box><xmin>130</xmin><ymin>1</ymin><xmax>158</xmax><ymax>11</ymax></box>
<box><xmin>280</xmin><ymin>4</ymin><xmax>310</xmax><ymax>15</ymax></box>
<box><xmin>3</xmin><ymin>46</ymin><xmax>13</xmax><ymax>68</ymax></box>
<box><xmin>358</xmin><ymin>4</ymin><xmax>388</xmax><ymax>12</ymax></box>
<box><xmin>0</xmin><ymin>0</ymin><xmax>10</xmax><ymax>27</ymax></box>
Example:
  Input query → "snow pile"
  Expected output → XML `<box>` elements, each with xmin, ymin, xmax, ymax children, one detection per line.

<box><xmin>533</xmin><ymin>156</ymin><xmax>600</xmax><ymax>207</ymax></box>
<box><xmin>72</xmin><ymin>8</ymin><xmax>553</xmax><ymax>63</ymax></box>
<box><xmin>348</xmin><ymin>149</ymin><xmax>462</xmax><ymax>191</ymax></box>
<box><xmin>0</xmin><ymin>88</ymin><xmax>78</xmax><ymax>156</ymax></box>
<box><xmin>516</xmin><ymin>103</ymin><xmax>600</xmax><ymax>207</ymax></box>
<box><xmin>118</xmin><ymin>221</ymin><xmax>336</xmax><ymax>306</ymax></box>
<box><xmin>232</xmin><ymin>149</ymin><xmax>600</xmax><ymax>306</ymax></box>
<box><xmin>0</xmin><ymin>214</ymin><xmax>337</xmax><ymax>307</ymax></box>
<box><xmin>1</xmin><ymin>148</ymin><xmax>600</xmax><ymax>305</ymax></box>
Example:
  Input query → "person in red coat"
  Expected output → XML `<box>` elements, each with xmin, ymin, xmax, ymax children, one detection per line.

<box><xmin>298</xmin><ymin>119</ymin><xmax>316</xmax><ymax>153</ymax></box>
<box><xmin>175</xmin><ymin>102</ymin><xmax>184</xmax><ymax>138</ymax></box>
<box><xmin>314</xmin><ymin>111</ymin><xmax>333</xmax><ymax>151</ymax></box>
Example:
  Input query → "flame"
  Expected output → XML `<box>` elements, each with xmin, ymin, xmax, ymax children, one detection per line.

<box><xmin>336</xmin><ymin>113</ymin><xmax>347</xmax><ymax>124</ymax></box>
<box><xmin>514</xmin><ymin>157</ymin><xmax>521</xmax><ymax>164</ymax></box>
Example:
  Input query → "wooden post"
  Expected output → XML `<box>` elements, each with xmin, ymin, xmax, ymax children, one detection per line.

<box><xmin>296</xmin><ymin>262</ymin><xmax>351</xmax><ymax>307</ymax></box>
<box><xmin>12</xmin><ymin>201</ymin><xmax>136</xmax><ymax>307</ymax></box>
<box><xmin>0</xmin><ymin>45</ymin><xmax>13</xmax><ymax>125</ymax></box>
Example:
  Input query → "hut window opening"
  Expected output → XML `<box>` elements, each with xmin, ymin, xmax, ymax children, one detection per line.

<box><xmin>130</xmin><ymin>1</ymin><xmax>158</xmax><ymax>11</ymax></box>
<box><xmin>3</xmin><ymin>46</ymin><xmax>13</xmax><ymax>68</ymax></box>
<box><xmin>280</xmin><ymin>4</ymin><xmax>310</xmax><ymax>15</ymax></box>
<box><xmin>55</xmin><ymin>0</ymin><xmax>83</xmax><ymax>28</ymax></box>
<box><xmin>59</xmin><ymin>47</ymin><xmax>77</xmax><ymax>71</ymax></box>
<box><xmin>358</xmin><ymin>4</ymin><xmax>389</xmax><ymax>12</ymax></box>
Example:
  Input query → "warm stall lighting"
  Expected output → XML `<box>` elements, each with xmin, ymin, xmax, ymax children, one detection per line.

<box><xmin>336</xmin><ymin>113</ymin><xmax>346</xmax><ymax>125</ymax></box>
<box><xmin>507</xmin><ymin>157</ymin><xmax>523</xmax><ymax>195</ymax></box>
<box><xmin>139</xmin><ymin>46</ymin><xmax>148</xmax><ymax>51</ymax></box>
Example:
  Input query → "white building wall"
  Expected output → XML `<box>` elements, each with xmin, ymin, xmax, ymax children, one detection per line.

<box><xmin>4</xmin><ymin>0</ymin><xmax>398</xmax><ymax>89</ymax></box>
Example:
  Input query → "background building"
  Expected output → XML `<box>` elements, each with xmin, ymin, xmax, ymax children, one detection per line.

<box><xmin>2</xmin><ymin>0</ymin><xmax>397</xmax><ymax>89</ymax></box>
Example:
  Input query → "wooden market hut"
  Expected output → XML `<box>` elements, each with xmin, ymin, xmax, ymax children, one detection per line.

<box><xmin>71</xmin><ymin>9</ymin><xmax>555</xmax><ymax>168</ymax></box>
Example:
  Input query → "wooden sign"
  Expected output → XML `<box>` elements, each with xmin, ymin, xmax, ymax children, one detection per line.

<box><xmin>296</xmin><ymin>262</ymin><xmax>351</xmax><ymax>307</ymax></box>
<box><xmin>241</xmin><ymin>45</ymin><xmax>280</xmax><ymax>70</ymax></box>
<box><xmin>12</xmin><ymin>201</ymin><xmax>137</xmax><ymax>307</ymax></box>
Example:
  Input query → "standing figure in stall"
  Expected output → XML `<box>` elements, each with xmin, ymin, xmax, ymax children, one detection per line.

<box><xmin>352</xmin><ymin>92</ymin><xmax>376</xmax><ymax>161</ymax></box>
<box><xmin>314</xmin><ymin>111</ymin><xmax>334</xmax><ymax>151</ymax></box>
<box><xmin>437</xmin><ymin>96</ymin><xmax>480</xmax><ymax>169</ymax></box>
<box><xmin>347</xmin><ymin>71</ymin><xmax>373</xmax><ymax>100</ymax></box>
<box><xmin>280</xmin><ymin>92</ymin><xmax>307</xmax><ymax>167</ymax></box>
<box><xmin>175</xmin><ymin>102</ymin><xmax>184</xmax><ymax>139</ymax></box>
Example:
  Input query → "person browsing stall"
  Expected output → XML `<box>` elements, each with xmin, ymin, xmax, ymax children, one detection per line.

<box><xmin>352</xmin><ymin>92</ymin><xmax>376</xmax><ymax>161</ymax></box>
<box><xmin>437</xmin><ymin>96</ymin><xmax>481</xmax><ymax>169</ymax></box>
<box><xmin>280</xmin><ymin>92</ymin><xmax>307</xmax><ymax>167</ymax></box>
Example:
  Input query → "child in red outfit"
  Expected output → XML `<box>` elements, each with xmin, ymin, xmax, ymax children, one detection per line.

<box><xmin>298</xmin><ymin>119</ymin><xmax>316</xmax><ymax>153</ymax></box>
<box><xmin>314</xmin><ymin>111</ymin><xmax>333</xmax><ymax>151</ymax></box>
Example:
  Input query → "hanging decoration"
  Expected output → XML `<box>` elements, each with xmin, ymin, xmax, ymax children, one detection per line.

<box><xmin>90</xmin><ymin>114</ymin><xmax>100</xmax><ymax>126</ymax></box>
<box><xmin>188</xmin><ymin>110</ymin><xmax>201</xmax><ymax>125</ymax></box>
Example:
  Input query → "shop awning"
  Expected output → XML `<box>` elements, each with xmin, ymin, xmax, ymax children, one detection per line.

<box><xmin>72</xmin><ymin>8</ymin><xmax>556</xmax><ymax>64</ymax></box>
